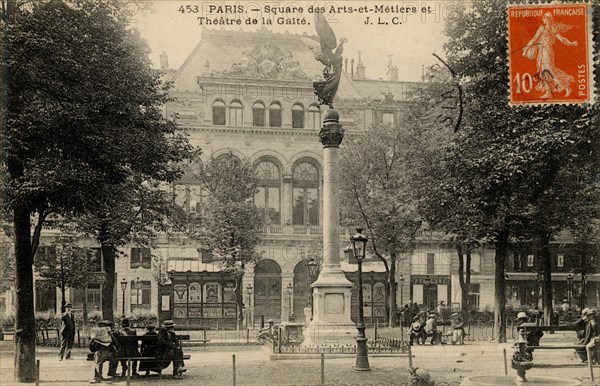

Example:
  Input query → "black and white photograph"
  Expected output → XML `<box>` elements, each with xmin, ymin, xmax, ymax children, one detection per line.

<box><xmin>1</xmin><ymin>0</ymin><xmax>599</xmax><ymax>385</ymax></box>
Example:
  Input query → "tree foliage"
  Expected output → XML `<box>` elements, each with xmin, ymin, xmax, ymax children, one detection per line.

<box><xmin>3</xmin><ymin>0</ymin><xmax>192</xmax><ymax>379</ymax></box>
<box><xmin>186</xmin><ymin>153</ymin><xmax>264</xmax><ymax>326</ymax></box>
<box><xmin>340</xmin><ymin>123</ymin><xmax>422</xmax><ymax>326</ymax></box>
<box><xmin>421</xmin><ymin>0</ymin><xmax>600</xmax><ymax>342</ymax></box>
<box><xmin>33</xmin><ymin>235</ymin><xmax>97</xmax><ymax>311</ymax></box>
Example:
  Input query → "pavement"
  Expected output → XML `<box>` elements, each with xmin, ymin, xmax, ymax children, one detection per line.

<box><xmin>0</xmin><ymin>332</ymin><xmax>597</xmax><ymax>385</ymax></box>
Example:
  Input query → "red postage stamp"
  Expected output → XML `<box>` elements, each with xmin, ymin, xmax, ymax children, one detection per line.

<box><xmin>507</xmin><ymin>3</ymin><xmax>592</xmax><ymax>105</ymax></box>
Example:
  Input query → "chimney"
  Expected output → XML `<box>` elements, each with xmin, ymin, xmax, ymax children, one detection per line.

<box><xmin>387</xmin><ymin>55</ymin><xmax>398</xmax><ymax>82</ymax></box>
<box><xmin>344</xmin><ymin>58</ymin><xmax>348</xmax><ymax>73</ymax></box>
<box><xmin>351</xmin><ymin>58</ymin><xmax>355</xmax><ymax>79</ymax></box>
<box><xmin>356</xmin><ymin>51</ymin><xmax>365</xmax><ymax>80</ymax></box>
<box><xmin>159</xmin><ymin>51</ymin><xmax>169</xmax><ymax>70</ymax></box>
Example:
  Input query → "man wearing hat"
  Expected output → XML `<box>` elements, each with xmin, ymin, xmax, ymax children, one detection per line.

<box><xmin>89</xmin><ymin>321</ymin><xmax>119</xmax><ymax>383</ymax></box>
<box><xmin>139</xmin><ymin>324</ymin><xmax>161</xmax><ymax>376</ymax></box>
<box><xmin>425</xmin><ymin>313</ymin><xmax>441</xmax><ymax>345</ymax></box>
<box><xmin>59</xmin><ymin>303</ymin><xmax>76</xmax><ymax>361</ymax></box>
<box><xmin>575</xmin><ymin>308</ymin><xmax>598</xmax><ymax>363</ymax></box>
<box><xmin>157</xmin><ymin>320</ymin><xmax>186</xmax><ymax>377</ymax></box>
<box><xmin>117</xmin><ymin>318</ymin><xmax>140</xmax><ymax>377</ymax></box>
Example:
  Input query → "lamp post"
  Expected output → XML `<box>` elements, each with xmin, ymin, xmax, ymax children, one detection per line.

<box><xmin>287</xmin><ymin>283</ymin><xmax>293</xmax><ymax>321</ymax></box>
<box><xmin>307</xmin><ymin>256</ymin><xmax>319</xmax><ymax>321</ymax></box>
<box><xmin>135</xmin><ymin>277</ymin><xmax>141</xmax><ymax>310</ymax></box>
<box><xmin>351</xmin><ymin>228</ymin><xmax>370</xmax><ymax>371</ymax></box>
<box><xmin>120</xmin><ymin>278</ymin><xmax>127</xmax><ymax>316</ymax></box>
<box><xmin>246</xmin><ymin>284</ymin><xmax>253</xmax><ymax>328</ymax></box>
<box><xmin>567</xmin><ymin>273</ymin><xmax>574</xmax><ymax>311</ymax></box>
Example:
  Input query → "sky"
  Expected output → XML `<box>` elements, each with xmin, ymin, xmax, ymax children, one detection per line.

<box><xmin>132</xmin><ymin>0</ymin><xmax>450</xmax><ymax>82</ymax></box>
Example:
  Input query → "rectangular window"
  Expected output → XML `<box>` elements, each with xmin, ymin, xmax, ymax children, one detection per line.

<box><xmin>269</xmin><ymin>108</ymin><xmax>282</xmax><ymax>127</ymax></box>
<box><xmin>426</xmin><ymin>253</ymin><xmax>435</xmax><ymax>275</ymax></box>
<box><xmin>383</xmin><ymin>112</ymin><xmax>394</xmax><ymax>124</ymax></box>
<box><xmin>292</xmin><ymin>188</ymin><xmax>304</xmax><ymax>225</ymax></box>
<box><xmin>253</xmin><ymin>108</ymin><xmax>265</xmax><ymax>126</ymax></box>
<box><xmin>308</xmin><ymin>111</ymin><xmax>320</xmax><ymax>129</ymax></box>
<box><xmin>557</xmin><ymin>255</ymin><xmax>564</xmax><ymax>268</ymax></box>
<box><xmin>229</xmin><ymin>107</ymin><xmax>242</xmax><ymax>126</ymax></box>
<box><xmin>292</xmin><ymin>109</ymin><xmax>304</xmax><ymax>128</ymax></box>
<box><xmin>200</xmin><ymin>249</ymin><xmax>213</xmax><ymax>263</ymax></box>
<box><xmin>465</xmin><ymin>254</ymin><xmax>482</xmax><ymax>273</ymax></box>
<box><xmin>527</xmin><ymin>254</ymin><xmax>534</xmax><ymax>267</ymax></box>
<box><xmin>130</xmin><ymin>247</ymin><xmax>151</xmax><ymax>269</ymax></box>
<box><xmin>412</xmin><ymin>284</ymin><xmax>424</xmax><ymax>304</ymax></box>
<box><xmin>131</xmin><ymin>281</ymin><xmax>151</xmax><ymax>310</ymax></box>
<box><xmin>213</xmin><ymin>105</ymin><xmax>226</xmax><ymax>125</ymax></box>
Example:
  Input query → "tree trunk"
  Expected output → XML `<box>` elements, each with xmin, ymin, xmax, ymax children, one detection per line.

<box><xmin>539</xmin><ymin>233</ymin><xmax>554</xmax><ymax>326</ymax></box>
<box><xmin>235</xmin><ymin>273</ymin><xmax>243</xmax><ymax>329</ymax></box>
<box><xmin>82</xmin><ymin>287</ymin><xmax>89</xmax><ymax>328</ymax></box>
<box><xmin>388</xmin><ymin>254</ymin><xmax>397</xmax><ymax>327</ymax></box>
<box><xmin>457</xmin><ymin>245</ymin><xmax>468</xmax><ymax>310</ymax></box>
<box><xmin>101</xmin><ymin>242</ymin><xmax>115</xmax><ymax>322</ymax></box>
<box><xmin>494</xmin><ymin>229</ymin><xmax>509</xmax><ymax>343</ymax></box>
<box><xmin>13</xmin><ymin>204</ymin><xmax>37</xmax><ymax>382</ymax></box>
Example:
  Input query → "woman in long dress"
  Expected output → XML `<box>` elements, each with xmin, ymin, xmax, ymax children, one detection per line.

<box><xmin>522</xmin><ymin>12</ymin><xmax>578</xmax><ymax>99</ymax></box>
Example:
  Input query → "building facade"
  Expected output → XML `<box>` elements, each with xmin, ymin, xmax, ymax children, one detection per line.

<box><xmin>10</xmin><ymin>28</ymin><xmax>598</xmax><ymax>328</ymax></box>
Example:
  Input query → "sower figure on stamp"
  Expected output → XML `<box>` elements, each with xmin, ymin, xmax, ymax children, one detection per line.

<box><xmin>157</xmin><ymin>320</ymin><xmax>186</xmax><ymax>378</ymax></box>
<box><xmin>58</xmin><ymin>303</ymin><xmax>76</xmax><ymax>360</ymax></box>
<box><xmin>522</xmin><ymin>11</ymin><xmax>578</xmax><ymax>99</ymax></box>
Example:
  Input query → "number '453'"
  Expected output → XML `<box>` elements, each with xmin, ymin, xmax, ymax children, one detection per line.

<box><xmin>179</xmin><ymin>5</ymin><xmax>199</xmax><ymax>13</ymax></box>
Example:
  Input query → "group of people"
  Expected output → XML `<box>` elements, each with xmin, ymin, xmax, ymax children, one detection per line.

<box><xmin>408</xmin><ymin>311</ymin><xmax>466</xmax><ymax>346</ymax></box>
<box><xmin>88</xmin><ymin>319</ymin><xmax>186</xmax><ymax>383</ymax></box>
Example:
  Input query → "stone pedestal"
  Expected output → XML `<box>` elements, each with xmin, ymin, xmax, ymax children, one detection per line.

<box><xmin>302</xmin><ymin>109</ymin><xmax>358</xmax><ymax>346</ymax></box>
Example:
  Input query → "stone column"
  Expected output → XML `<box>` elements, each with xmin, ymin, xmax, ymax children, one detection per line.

<box><xmin>303</xmin><ymin>109</ymin><xmax>356</xmax><ymax>346</ymax></box>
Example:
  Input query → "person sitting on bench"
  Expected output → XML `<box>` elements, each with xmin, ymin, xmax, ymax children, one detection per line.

<box><xmin>157</xmin><ymin>320</ymin><xmax>186</xmax><ymax>377</ymax></box>
<box><xmin>117</xmin><ymin>318</ymin><xmax>140</xmax><ymax>377</ymax></box>
<box><xmin>89</xmin><ymin>323</ymin><xmax>118</xmax><ymax>383</ymax></box>
<box><xmin>425</xmin><ymin>313</ymin><xmax>442</xmax><ymax>345</ymax></box>
<box><xmin>409</xmin><ymin>315</ymin><xmax>426</xmax><ymax>346</ymax></box>
<box><xmin>139</xmin><ymin>324</ymin><xmax>162</xmax><ymax>376</ymax></box>
<box><xmin>575</xmin><ymin>308</ymin><xmax>598</xmax><ymax>364</ymax></box>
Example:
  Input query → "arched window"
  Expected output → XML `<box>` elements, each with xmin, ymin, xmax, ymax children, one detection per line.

<box><xmin>212</xmin><ymin>100</ymin><xmax>226</xmax><ymax>125</ymax></box>
<box><xmin>254</xmin><ymin>160</ymin><xmax>281</xmax><ymax>225</ymax></box>
<box><xmin>307</xmin><ymin>104</ymin><xmax>321</xmax><ymax>130</ymax></box>
<box><xmin>253</xmin><ymin>102</ymin><xmax>265</xmax><ymax>127</ymax></box>
<box><xmin>269</xmin><ymin>102</ymin><xmax>282</xmax><ymax>127</ymax></box>
<box><xmin>292</xmin><ymin>161</ymin><xmax>320</xmax><ymax>226</ymax></box>
<box><xmin>229</xmin><ymin>100</ymin><xmax>243</xmax><ymax>126</ymax></box>
<box><xmin>292</xmin><ymin>103</ymin><xmax>304</xmax><ymax>128</ymax></box>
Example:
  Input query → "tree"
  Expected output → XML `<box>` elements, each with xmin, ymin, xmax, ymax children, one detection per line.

<box><xmin>437</xmin><ymin>0</ymin><xmax>600</xmax><ymax>342</ymax></box>
<box><xmin>340</xmin><ymin>123</ymin><xmax>422</xmax><ymax>327</ymax></box>
<box><xmin>3</xmin><ymin>1</ymin><xmax>191</xmax><ymax>380</ymax></box>
<box><xmin>33</xmin><ymin>235</ymin><xmax>97</xmax><ymax>312</ymax></box>
<box><xmin>187</xmin><ymin>153</ymin><xmax>264</xmax><ymax>328</ymax></box>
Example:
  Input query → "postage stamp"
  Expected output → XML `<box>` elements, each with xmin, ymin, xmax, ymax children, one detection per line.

<box><xmin>507</xmin><ymin>3</ymin><xmax>592</xmax><ymax>105</ymax></box>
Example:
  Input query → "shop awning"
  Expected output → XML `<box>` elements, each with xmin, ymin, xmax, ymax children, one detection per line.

<box><xmin>167</xmin><ymin>259</ymin><xmax>223</xmax><ymax>273</ymax></box>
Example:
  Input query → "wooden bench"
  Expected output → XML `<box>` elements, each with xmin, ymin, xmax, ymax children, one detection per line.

<box><xmin>87</xmin><ymin>334</ymin><xmax>192</xmax><ymax>363</ymax></box>
<box><xmin>519</xmin><ymin>323</ymin><xmax>580</xmax><ymax>334</ymax></box>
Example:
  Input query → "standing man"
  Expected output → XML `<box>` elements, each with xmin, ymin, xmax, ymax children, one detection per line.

<box><xmin>59</xmin><ymin>303</ymin><xmax>76</xmax><ymax>361</ymax></box>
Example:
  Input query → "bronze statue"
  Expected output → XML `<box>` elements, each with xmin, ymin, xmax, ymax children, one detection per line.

<box><xmin>310</xmin><ymin>13</ymin><xmax>347</xmax><ymax>107</ymax></box>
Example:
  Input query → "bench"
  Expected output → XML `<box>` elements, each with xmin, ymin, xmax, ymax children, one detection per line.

<box><xmin>87</xmin><ymin>334</ymin><xmax>192</xmax><ymax>364</ymax></box>
<box><xmin>519</xmin><ymin>323</ymin><xmax>580</xmax><ymax>334</ymax></box>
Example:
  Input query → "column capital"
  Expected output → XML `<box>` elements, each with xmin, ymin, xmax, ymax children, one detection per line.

<box><xmin>319</xmin><ymin>109</ymin><xmax>344</xmax><ymax>148</ymax></box>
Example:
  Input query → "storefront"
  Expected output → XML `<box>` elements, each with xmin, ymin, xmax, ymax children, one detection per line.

<box><xmin>410</xmin><ymin>275</ymin><xmax>451</xmax><ymax>312</ymax></box>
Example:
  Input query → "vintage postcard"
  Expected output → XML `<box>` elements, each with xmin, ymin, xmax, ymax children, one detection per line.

<box><xmin>2</xmin><ymin>0</ymin><xmax>598</xmax><ymax>385</ymax></box>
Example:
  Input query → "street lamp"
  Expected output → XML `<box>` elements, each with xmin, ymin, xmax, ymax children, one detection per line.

<box><xmin>287</xmin><ymin>283</ymin><xmax>293</xmax><ymax>321</ymax></box>
<box><xmin>120</xmin><ymin>278</ymin><xmax>127</xmax><ymax>316</ymax></box>
<box><xmin>307</xmin><ymin>257</ymin><xmax>319</xmax><ymax>321</ymax></box>
<box><xmin>246</xmin><ymin>284</ymin><xmax>253</xmax><ymax>328</ymax></box>
<box><xmin>135</xmin><ymin>277</ymin><xmax>141</xmax><ymax>310</ymax></box>
<box><xmin>351</xmin><ymin>228</ymin><xmax>370</xmax><ymax>371</ymax></box>
<box><xmin>567</xmin><ymin>273</ymin><xmax>574</xmax><ymax>311</ymax></box>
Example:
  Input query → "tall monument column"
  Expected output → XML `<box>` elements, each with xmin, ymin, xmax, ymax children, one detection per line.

<box><xmin>303</xmin><ymin>109</ymin><xmax>356</xmax><ymax>346</ymax></box>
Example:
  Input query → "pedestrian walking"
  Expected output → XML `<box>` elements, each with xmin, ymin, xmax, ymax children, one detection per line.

<box><xmin>58</xmin><ymin>303</ymin><xmax>76</xmax><ymax>361</ymax></box>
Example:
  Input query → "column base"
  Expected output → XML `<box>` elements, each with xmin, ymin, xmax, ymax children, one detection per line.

<box><xmin>302</xmin><ymin>321</ymin><xmax>359</xmax><ymax>347</ymax></box>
